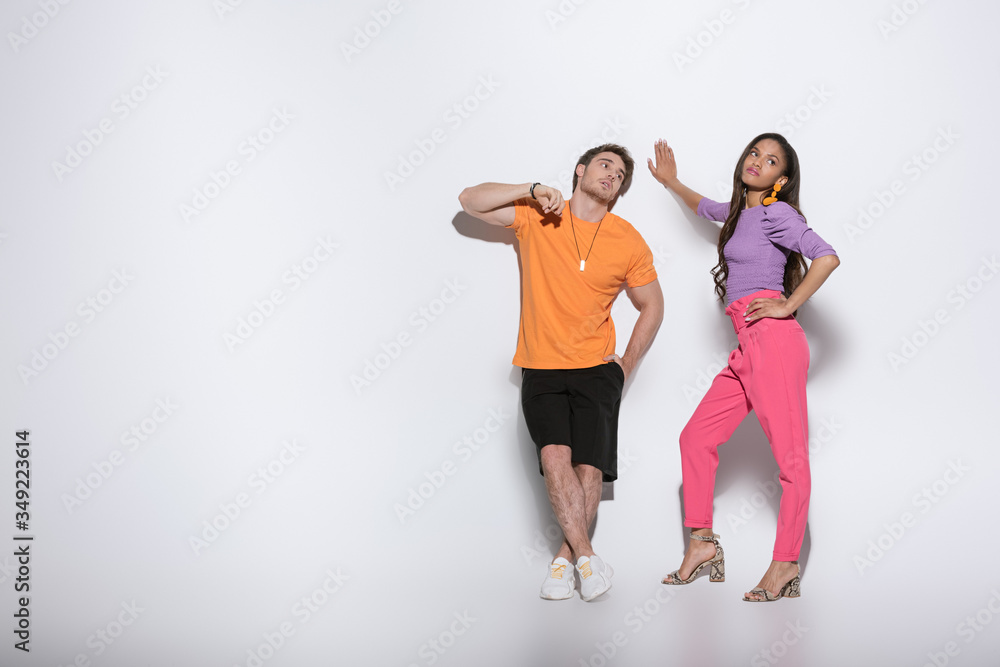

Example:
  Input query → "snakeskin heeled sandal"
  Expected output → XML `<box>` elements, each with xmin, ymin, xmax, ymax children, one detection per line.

<box><xmin>661</xmin><ymin>533</ymin><xmax>725</xmax><ymax>585</ymax></box>
<box><xmin>743</xmin><ymin>564</ymin><xmax>801</xmax><ymax>602</ymax></box>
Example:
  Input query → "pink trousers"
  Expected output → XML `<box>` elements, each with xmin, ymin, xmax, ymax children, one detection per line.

<box><xmin>680</xmin><ymin>290</ymin><xmax>811</xmax><ymax>561</ymax></box>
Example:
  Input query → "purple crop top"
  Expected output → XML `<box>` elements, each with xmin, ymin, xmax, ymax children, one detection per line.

<box><xmin>697</xmin><ymin>197</ymin><xmax>837</xmax><ymax>305</ymax></box>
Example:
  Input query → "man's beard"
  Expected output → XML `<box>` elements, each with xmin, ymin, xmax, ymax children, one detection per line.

<box><xmin>580</xmin><ymin>178</ymin><xmax>613</xmax><ymax>204</ymax></box>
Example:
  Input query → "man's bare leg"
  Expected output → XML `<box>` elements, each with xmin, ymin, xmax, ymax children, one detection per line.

<box><xmin>552</xmin><ymin>460</ymin><xmax>603</xmax><ymax>563</ymax></box>
<box><xmin>540</xmin><ymin>445</ymin><xmax>600</xmax><ymax>562</ymax></box>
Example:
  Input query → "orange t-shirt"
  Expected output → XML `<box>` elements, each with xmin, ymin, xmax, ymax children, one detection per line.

<box><xmin>508</xmin><ymin>198</ymin><xmax>657</xmax><ymax>369</ymax></box>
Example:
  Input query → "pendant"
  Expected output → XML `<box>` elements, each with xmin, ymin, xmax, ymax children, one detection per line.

<box><xmin>580</xmin><ymin>260</ymin><xmax>586</xmax><ymax>271</ymax></box>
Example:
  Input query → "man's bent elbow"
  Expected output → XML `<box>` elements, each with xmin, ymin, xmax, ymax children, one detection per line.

<box><xmin>458</xmin><ymin>187</ymin><xmax>475</xmax><ymax>214</ymax></box>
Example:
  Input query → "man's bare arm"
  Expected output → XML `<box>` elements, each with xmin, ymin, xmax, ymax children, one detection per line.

<box><xmin>604</xmin><ymin>278</ymin><xmax>664</xmax><ymax>380</ymax></box>
<box><xmin>458</xmin><ymin>182</ymin><xmax>565</xmax><ymax>226</ymax></box>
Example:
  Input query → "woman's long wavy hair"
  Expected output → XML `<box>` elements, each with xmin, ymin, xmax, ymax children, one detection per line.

<box><xmin>711</xmin><ymin>133</ymin><xmax>809</xmax><ymax>305</ymax></box>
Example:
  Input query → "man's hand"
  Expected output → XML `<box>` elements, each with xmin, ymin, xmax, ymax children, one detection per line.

<box><xmin>603</xmin><ymin>353</ymin><xmax>629</xmax><ymax>382</ymax></box>
<box><xmin>533</xmin><ymin>185</ymin><xmax>565</xmax><ymax>216</ymax></box>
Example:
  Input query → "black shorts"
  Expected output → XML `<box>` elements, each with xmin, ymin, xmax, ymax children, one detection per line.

<box><xmin>520</xmin><ymin>362</ymin><xmax>625</xmax><ymax>482</ymax></box>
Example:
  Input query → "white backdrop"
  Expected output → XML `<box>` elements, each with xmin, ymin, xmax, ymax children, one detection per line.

<box><xmin>2</xmin><ymin>1</ymin><xmax>998</xmax><ymax>665</ymax></box>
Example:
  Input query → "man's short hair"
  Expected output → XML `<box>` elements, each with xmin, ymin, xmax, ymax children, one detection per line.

<box><xmin>572</xmin><ymin>144</ymin><xmax>635</xmax><ymax>197</ymax></box>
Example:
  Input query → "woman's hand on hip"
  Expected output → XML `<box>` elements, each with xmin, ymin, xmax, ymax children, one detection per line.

<box><xmin>744</xmin><ymin>296</ymin><xmax>793</xmax><ymax>322</ymax></box>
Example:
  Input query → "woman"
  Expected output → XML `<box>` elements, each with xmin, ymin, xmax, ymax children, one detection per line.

<box><xmin>648</xmin><ymin>134</ymin><xmax>840</xmax><ymax>601</ymax></box>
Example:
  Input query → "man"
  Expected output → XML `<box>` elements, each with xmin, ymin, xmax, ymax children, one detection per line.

<box><xmin>458</xmin><ymin>144</ymin><xmax>664</xmax><ymax>601</ymax></box>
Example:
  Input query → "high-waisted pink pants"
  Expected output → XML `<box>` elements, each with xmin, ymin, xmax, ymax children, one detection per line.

<box><xmin>680</xmin><ymin>290</ymin><xmax>811</xmax><ymax>561</ymax></box>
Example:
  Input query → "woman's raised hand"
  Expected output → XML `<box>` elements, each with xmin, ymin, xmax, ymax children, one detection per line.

<box><xmin>647</xmin><ymin>139</ymin><xmax>678</xmax><ymax>187</ymax></box>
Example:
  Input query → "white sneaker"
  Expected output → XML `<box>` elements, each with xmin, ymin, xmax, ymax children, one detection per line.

<box><xmin>539</xmin><ymin>557</ymin><xmax>575</xmax><ymax>600</ymax></box>
<box><xmin>577</xmin><ymin>555</ymin><xmax>613</xmax><ymax>601</ymax></box>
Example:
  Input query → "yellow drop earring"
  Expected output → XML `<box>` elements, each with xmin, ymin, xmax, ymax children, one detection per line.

<box><xmin>763</xmin><ymin>182</ymin><xmax>782</xmax><ymax>205</ymax></box>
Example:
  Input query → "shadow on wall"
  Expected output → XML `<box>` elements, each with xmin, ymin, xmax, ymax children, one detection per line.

<box><xmin>452</xmin><ymin>210</ymin><xmax>515</xmax><ymax>246</ymax></box>
<box><xmin>454</xmin><ymin>209</ymin><xmax>563</xmax><ymax>552</ymax></box>
<box><xmin>796</xmin><ymin>304</ymin><xmax>844</xmax><ymax>382</ymax></box>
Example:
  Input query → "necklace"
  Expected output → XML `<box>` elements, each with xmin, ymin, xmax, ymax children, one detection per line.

<box><xmin>568</xmin><ymin>203</ymin><xmax>604</xmax><ymax>272</ymax></box>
